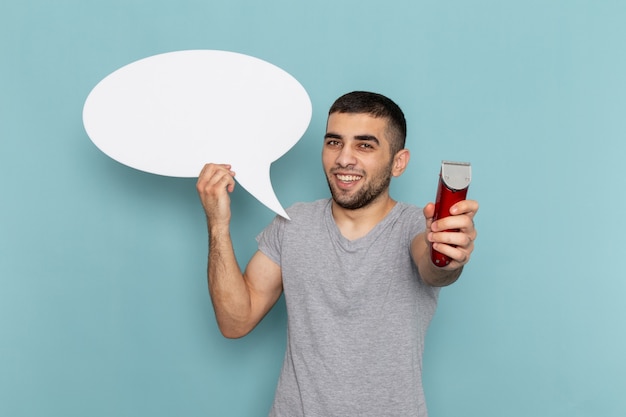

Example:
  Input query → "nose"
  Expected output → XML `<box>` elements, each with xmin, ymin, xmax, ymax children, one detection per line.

<box><xmin>335</xmin><ymin>144</ymin><xmax>357</xmax><ymax>168</ymax></box>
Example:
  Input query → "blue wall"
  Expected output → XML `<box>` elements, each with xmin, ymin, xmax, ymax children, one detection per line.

<box><xmin>2</xmin><ymin>1</ymin><xmax>625</xmax><ymax>416</ymax></box>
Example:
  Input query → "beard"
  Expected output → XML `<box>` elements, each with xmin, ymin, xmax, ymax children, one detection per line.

<box><xmin>325</xmin><ymin>164</ymin><xmax>393</xmax><ymax>210</ymax></box>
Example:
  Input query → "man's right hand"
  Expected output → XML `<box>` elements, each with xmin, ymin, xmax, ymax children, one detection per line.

<box><xmin>196</xmin><ymin>163</ymin><xmax>236</xmax><ymax>229</ymax></box>
<box><xmin>196</xmin><ymin>163</ymin><xmax>283</xmax><ymax>339</ymax></box>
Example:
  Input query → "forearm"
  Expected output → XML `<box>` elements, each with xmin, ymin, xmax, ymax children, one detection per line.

<box><xmin>207</xmin><ymin>225</ymin><xmax>254</xmax><ymax>338</ymax></box>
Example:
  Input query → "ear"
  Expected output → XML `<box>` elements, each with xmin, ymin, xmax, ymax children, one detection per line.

<box><xmin>391</xmin><ymin>149</ymin><xmax>410</xmax><ymax>177</ymax></box>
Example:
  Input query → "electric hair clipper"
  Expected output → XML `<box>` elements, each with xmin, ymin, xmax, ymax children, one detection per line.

<box><xmin>431</xmin><ymin>161</ymin><xmax>471</xmax><ymax>267</ymax></box>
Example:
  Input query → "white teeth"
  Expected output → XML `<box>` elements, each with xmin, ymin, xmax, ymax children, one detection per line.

<box><xmin>337</xmin><ymin>174</ymin><xmax>362</xmax><ymax>182</ymax></box>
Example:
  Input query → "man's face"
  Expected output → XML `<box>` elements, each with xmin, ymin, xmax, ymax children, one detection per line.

<box><xmin>322</xmin><ymin>112</ymin><xmax>396</xmax><ymax>210</ymax></box>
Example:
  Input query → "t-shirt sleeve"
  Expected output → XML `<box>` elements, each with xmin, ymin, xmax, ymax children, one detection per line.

<box><xmin>405</xmin><ymin>205</ymin><xmax>426</xmax><ymax>241</ymax></box>
<box><xmin>256</xmin><ymin>215</ymin><xmax>286</xmax><ymax>266</ymax></box>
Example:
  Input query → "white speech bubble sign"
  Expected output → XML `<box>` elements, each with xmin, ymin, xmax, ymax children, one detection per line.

<box><xmin>82</xmin><ymin>50</ymin><xmax>312</xmax><ymax>219</ymax></box>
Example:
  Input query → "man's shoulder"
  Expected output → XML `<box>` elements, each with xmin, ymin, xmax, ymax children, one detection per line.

<box><xmin>395</xmin><ymin>201</ymin><xmax>423</xmax><ymax>217</ymax></box>
<box><xmin>285</xmin><ymin>198</ymin><xmax>331</xmax><ymax>220</ymax></box>
<box><xmin>385</xmin><ymin>202</ymin><xmax>425</xmax><ymax>237</ymax></box>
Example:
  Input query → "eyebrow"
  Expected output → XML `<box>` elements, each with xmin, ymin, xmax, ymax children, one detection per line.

<box><xmin>324</xmin><ymin>133</ymin><xmax>342</xmax><ymax>140</ymax></box>
<box><xmin>324</xmin><ymin>133</ymin><xmax>380</xmax><ymax>145</ymax></box>
<box><xmin>354</xmin><ymin>135</ymin><xmax>380</xmax><ymax>145</ymax></box>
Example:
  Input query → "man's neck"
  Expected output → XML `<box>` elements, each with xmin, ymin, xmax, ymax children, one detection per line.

<box><xmin>331</xmin><ymin>194</ymin><xmax>397</xmax><ymax>241</ymax></box>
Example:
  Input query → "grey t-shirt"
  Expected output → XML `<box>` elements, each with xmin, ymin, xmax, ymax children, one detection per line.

<box><xmin>257</xmin><ymin>199</ymin><xmax>439</xmax><ymax>417</ymax></box>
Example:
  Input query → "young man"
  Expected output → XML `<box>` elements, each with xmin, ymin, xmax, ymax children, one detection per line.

<box><xmin>197</xmin><ymin>91</ymin><xmax>479</xmax><ymax>416</ymax></box>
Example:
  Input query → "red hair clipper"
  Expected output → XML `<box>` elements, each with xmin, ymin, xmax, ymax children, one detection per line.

<box><xmin>431</xmin><ymin>161</ymin><xmax>471</xmax><ymax>267</ymax></box>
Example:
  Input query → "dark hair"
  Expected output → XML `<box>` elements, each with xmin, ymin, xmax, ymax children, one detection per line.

<box><xmin>328</xmin><ymin>91</ymin><xmax>407</xmax><ymax>154</ymax></box>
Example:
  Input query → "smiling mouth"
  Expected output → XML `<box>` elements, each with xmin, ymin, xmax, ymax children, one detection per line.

<box><xmin>336</xmin><ymin>174</ymin><xmax>362</xmax><ymax>182</ymax></box>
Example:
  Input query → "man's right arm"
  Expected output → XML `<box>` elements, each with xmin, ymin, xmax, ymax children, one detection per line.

<box><xmin>197</xmin><ymin>164</ymin><xmax>283</xmax><ymax>338</ymax></box>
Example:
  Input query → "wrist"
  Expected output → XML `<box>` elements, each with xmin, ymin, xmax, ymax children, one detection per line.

<box><xmin>207</xmin><ymin>217</ymin><xmax>230</xmax><ymax>236</ymax></box>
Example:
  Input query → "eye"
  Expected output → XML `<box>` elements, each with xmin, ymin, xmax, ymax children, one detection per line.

<box><xmin>357</xmin><ymin>142</ymin><xmax>375</xmax><ymax>150</ymax></box>
<box><xmin>326</xmin><ymin>139</ymin><xmax>342</xmax><ymax>147</ymax></box>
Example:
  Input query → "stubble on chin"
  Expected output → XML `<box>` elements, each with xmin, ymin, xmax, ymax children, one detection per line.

<box><xmin>325</xmin><ymin>171</ymin><xmax>392</xmax><ymax>210</ymax></box>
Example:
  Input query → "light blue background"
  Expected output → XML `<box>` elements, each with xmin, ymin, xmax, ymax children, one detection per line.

<box><xmin>2</xmin><ymin>1</ymin><xmax>625</xmax><ymax>416</ymax></box>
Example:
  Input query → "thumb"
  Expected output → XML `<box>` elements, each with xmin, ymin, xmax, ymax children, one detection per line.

<box><xmin>423</xmin><ymin>202</ymin><xmax>435</xmax><ymax>224</ymax></box>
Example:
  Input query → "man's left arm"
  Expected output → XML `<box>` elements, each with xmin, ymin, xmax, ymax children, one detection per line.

<box><xmin>411</xmin><ymin>200</ymin><xmax>479</xmax><ymax>287</ymax></box>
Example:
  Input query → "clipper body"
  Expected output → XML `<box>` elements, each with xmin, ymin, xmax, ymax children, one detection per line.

<box><xmin>431</xmin><ymin>161</ymin><xmax>471</xmax><ymax>267</ymax></box>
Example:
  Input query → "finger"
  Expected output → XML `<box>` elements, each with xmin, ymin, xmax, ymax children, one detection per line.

<box><xmin>430</xmin><ymin>230</ymin><xmax>475</xmax><ymax>249</ymax></box>
<box><xmin>423</xmin><ymin>202</ymin><xmax>435</xmax><ymax>219</ymax></box>
<box><xmin>199</xmin><ymin>164</ymin><xmax>234</xmax><ymax>184</ymax></box>
<box><xmin>198</xmin><ymin>163</ymin><xmax>234</xmax><ymax>181</ymax></box>
<box><xmin>431</xmin><ymin>242</ymin><xmax>471</xmax><ymax>266</ymax></box>
<box><xmin>450</xmin><ymin>199</ymin><xmax>479</xmax><ymax>216</ymax></box>
<box><xmin>197</xmin><ymin>165</ymin><xmax>236</xmax><ymax>198</ymax></box>
<box><xmin>432</xmin><ymin>214</ymin><xmax>475</xmax><ymax>233</ymax></box>
<box><xmin>422</xmin><ymin>202</ymin><xmax>435</xmax><ymax>228</ymax></box>
<box><xmin>207</xmin><ymin>169</ymin><xmax>236</xmax><ymax>193</ymax></box>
